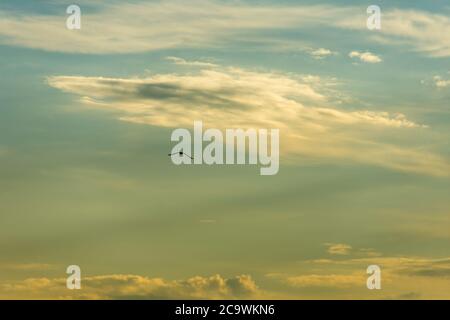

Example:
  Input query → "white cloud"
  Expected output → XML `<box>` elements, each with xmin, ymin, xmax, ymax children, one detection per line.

<box><xmin>309</xmin><ymin>48</ymin><xmax>337</xmax><ymax>59</ymax></box>
<box><xmin>349</xmin><ymin>51</ymin><xmax>382</xmax><ymax>63</ymax></box>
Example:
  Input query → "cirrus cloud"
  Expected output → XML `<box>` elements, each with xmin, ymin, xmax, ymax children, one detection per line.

<box><xmin>0</xmin><ymin>1</ymin><xmax>448</xmax><ymax>57</ymax></box>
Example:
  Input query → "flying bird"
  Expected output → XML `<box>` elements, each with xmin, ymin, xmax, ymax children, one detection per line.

<box><xmin>168</xmin><ymin>151</ymin><xmax>193</xmax><ymax>160</ymax></box>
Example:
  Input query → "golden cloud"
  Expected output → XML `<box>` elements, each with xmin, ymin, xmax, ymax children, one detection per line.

<box><xmin>47</xmin><ymin>65</ymin><xmax>449</xmax><ymax>176</ymax></box>
<box><xmin>324</xmin><ymin>243</ymin><xmax>352</xmax><ymax>255</ymax></box>
<box><xmin>1</xmin><ymin>273</ymin><xmax>261</xmax><ymax>300</ymax></box>
<box><xmin>287</xmin><ymin>273</ymin><xmax>365</xmax><ymax>288</ymax></box>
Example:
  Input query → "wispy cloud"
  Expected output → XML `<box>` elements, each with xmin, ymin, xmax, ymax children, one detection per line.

<box><xmin>0</xmin><ymin>2</ymin><xmax>448</xmax><ymax>57</ymax></box>
<box><xmin>0</xmin><ymin>263</ymin><xmax>56</xmax><ymax>271</ymax></box>
<box><xmin>286</xmin><ymin>273</ymin><xmax>364</xmax><ymax>288</ymax></box>
<box><xmin>0</xmin><ymin>1</ymin><xmax>355</xmax><ymax>54</ymax></box>
<box><xmin>325</xmin><ymin>243</ymin><xmax>352</xmax><ymax>255</ymax></box>
<box><xmin>166</xmin><ymin>56</ymin><xmax>218</xmax><ymax>68</ymax></box>
<box><xmin>368</xmin><ymin>9</ymin><xmax>450</xmax><ymax>58</ymax></box>
<box><xmin>309</xmin><ymin>48</ymin><xmax>337</xmax><ymax>60</ymax></box>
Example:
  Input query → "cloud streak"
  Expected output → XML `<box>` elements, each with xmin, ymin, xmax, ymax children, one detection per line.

<box><xmin>325</xmin><ymin>243</ymin><xmax>352</xmax><ymax>255</ymax></box>
<box><xmin>166</xmin><ymin>56</ymin><xmax>218</xmax><ymax>68</ymax></box>
<box><xmin>287</xmin><ymin>273</ymin><xmax>364</xmax><ymax>288</ymax></box>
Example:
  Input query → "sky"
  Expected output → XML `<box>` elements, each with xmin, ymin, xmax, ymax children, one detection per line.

<box><xmin>0</xmin><ymin>0</ymin><xmax>449</xmax><ymax>299</ymax></box>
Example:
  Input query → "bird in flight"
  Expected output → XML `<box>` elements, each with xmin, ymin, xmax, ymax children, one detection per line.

<box><xmin>168</xmin><ymin>151</ymin><xmax>194</xmax><ymax>160</ymax></box>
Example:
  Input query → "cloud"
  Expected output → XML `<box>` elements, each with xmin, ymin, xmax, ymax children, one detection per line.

<box><xmin>322</xmin><ymin>244</ymin><xmax>381</xmax><ymax>258</ymax></box>
<box><xmin>3</xmin><ymin>257</ymin><xmax>450</xmax><ymax>298</ymax></box>
<box><xmin>336</xmin><ymin>8</ymin><xmax>450</xmax><ymax>58</ymax></box>
<box><xmin>46</xmin><ymin>69</ymin><xmax>419</xmax><ymax>129</ymax></box>
<box><xmin>0</xmin><ymin>2</ymin><xmax>448</xmax><ymax>57</ymax></box>
<box><xmin>279</xmin><ymin>254</ymin><xmax>450</xmax><ymax>296</ymax></box>
<box><xmin>0</xmin><ymin>1</ymin><xmax>356</xmax><ymax>54</ymax></box>
<box><xmin>399</xmin><ymin>258</ymin><xmax>450</xmax><ymax>278</ymax></box>
<box><xmin>309</xmin><ymin>48</ymin><xmax>337</xmax><ymax>60</ymax></box>
<box><xmin>1</xmin><ymin>273</ymin><xmax>261</xmax><ymax>299</ymax></box>
<box><xmin>166</xmin><ymin>56</ymin><xmax>218</xmax><ymax>68</ymax></box>
<box><xmin>308</xmin><ymin>255</ymin><xmax>450</xmax><ymax>279</ymax></box>
<box><xmin>407</xmin><ymin>268</ymin><xmax>450</xmax><ymax>278</ymax></box>
<box><xmin>286</xmin><ymin>273</ymin><xmax>364</xmax><ymax>288</ymax></box>
<box><xmin>433</xmin><ymin>76</ymin><xmax>450</xmax><ymax>88</ymax></box>
<box><xmin>47</xmin><ymin>64</ymin><xmax>450</xmax><ymax>176</ymax></box>
<box><xmin>357</xmin><ymin>248</ymin><xmax>382</xmax><ymax>258</ymax></box>
<box><xmin>325</xmin><ymin>243</ymin><xmax>352</xmax><ymax>255</ymax></box>
<box><xmin>0</xmin><ymin>263</ymin><xmax>56</xmax><ymax>271</ymax></box>
<box><xmin>371</xmin><ymin>9</ymin><xmax>450</xmax><ymax>58</ymax></box>
<box><xmin>349</xmin><ymin>51</ymin><xmax>382</xmax><ymax>63</ymax></box>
